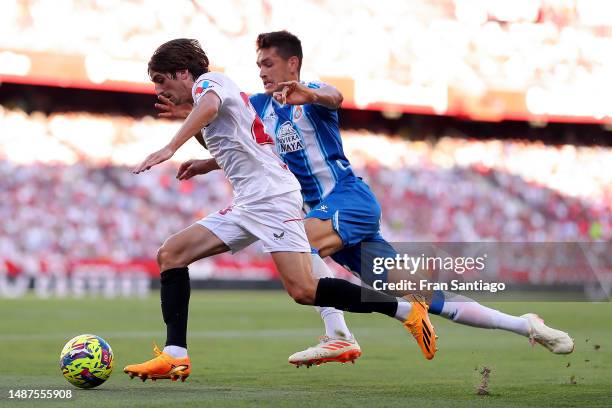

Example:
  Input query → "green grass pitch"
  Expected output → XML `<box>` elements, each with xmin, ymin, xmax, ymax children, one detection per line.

<box><xmin>0</xmin><ymin>291</ymin><xmax>610</xmax><ymax>407</ymax></box>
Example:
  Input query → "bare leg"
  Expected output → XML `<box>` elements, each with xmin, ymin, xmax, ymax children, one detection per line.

<box><xmin>157</xmin><ymin>223</ymin><xmax>230</xmax><ymax>271</ymax></box>
<box><xmin>156</xmin><ymin>224</ymin><xmax>230</xmax><ymax>354</ymax></box>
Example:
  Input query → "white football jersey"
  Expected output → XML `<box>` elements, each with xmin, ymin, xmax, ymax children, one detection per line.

<box><xmin>192</xmin><ymin>72</ymin><xmax>301</xmax><ymax>206</ymax></box>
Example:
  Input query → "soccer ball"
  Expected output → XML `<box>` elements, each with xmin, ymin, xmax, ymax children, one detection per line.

<box><xmin>59</xmin><ymin>334</ymin><xmax>114</xmax><ymax>389</ymax></box>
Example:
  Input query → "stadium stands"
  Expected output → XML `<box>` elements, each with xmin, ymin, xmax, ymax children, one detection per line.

<box><xmin>1</xmin><ymin>108</ymin><xmax>609</xmax><ymax>274</ymax></box>
<box><xmin>3</xmin><ymin>0</ymin><xmax>612</xmax><ymax>119</ymax></box>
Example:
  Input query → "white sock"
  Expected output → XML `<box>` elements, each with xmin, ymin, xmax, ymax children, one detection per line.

<box><xmin>439</xmin><ymin>294</ymin><xmax>529</xmax><ymax>336</ymax></box>
<box><xmin>311</xmin><ymin>254</ymin><xmax>353</xmax><ymax>339</ymax></box>
<box><xmin>394</xmin><ymin>298</ymin><xmax>413</xmax><ymax>322</ymax></box>
<box><xmin>163</xmin><ymin>345</ymin><xmax>188</xmax><ymax>358</ymax></box>
<box><xmin>316</xmin><ymin>306</ymin><xmax>352</xmax><ymax>339</ymax></box>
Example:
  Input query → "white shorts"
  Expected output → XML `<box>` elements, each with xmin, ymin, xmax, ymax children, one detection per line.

<box><xmin>197</xmin><ymin>190</ymin><xmax>311</xmax><ymax>253</ymax></box>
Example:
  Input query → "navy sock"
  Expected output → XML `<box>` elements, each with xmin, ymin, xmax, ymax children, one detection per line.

<box><xmin>314</xmin><ymin>278</ymin><xmax>398</xmax><ymax>317</ymax></box>
<box><xmin>160</xmin><ymin>267</ymin><xmax>190</xmax><ymax>348</ymax></box>
<box><xmin>429</xmin><ymin>290</ymin><xmax>445</xmax><ymax>315</ymax></box>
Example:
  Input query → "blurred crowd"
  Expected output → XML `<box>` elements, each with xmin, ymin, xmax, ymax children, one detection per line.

<box><xmin>0</xmin><ymin>160</ymin><xmax>233</xmax><ymax>262</ymax></box>
<box><xmin>344</xmin><ymin>133</ymin><xmax>610</xmax><ymax>242</ymax></box>
<box><xmin>1</xmin><ymin>0</ymin><xmax>612</xmax><ymax>95</ymax></box>
<box><xmin>0</xmin><ymin>107</ymin><xmax>609</xmax><ymax>266</ymax></box>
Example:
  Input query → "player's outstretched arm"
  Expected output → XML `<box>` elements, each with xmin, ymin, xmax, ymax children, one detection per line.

<box><xmin>133</xmin><ymin>92</ymin><xmax>221</xmax><ymax>174</ymax></box>
<box><xmin>155</xmin><ymin>95</ymin><xmax>207</xmax><ymax>149</ymax></box>
<box><xmin>176</xmin><ymin>158</ymin><xmax>220</xmax><ymax>180</ymax></box>
<box><xmin>274</xmin><ymin>81</ymin><xmax>343</xmax><ymax>109</ymax></box>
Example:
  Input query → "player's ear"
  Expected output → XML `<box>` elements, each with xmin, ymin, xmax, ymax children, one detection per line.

<box><xmin>177</xmin><ymin>69</ymin><xmax>190</xmax><ymax>80</ymax></box>
<box><xmin>288</xmin><ymin>56</ymin><xmax>300</xmax><ymax>73</ymax></box>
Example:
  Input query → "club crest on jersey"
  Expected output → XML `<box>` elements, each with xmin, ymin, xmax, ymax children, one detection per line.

<box><xmin>293</xmin><ymin>106</ymin><xmax>303</xmax><ymax>120</ymax></box>
<box><xmin>277</xmin><ymin>121</ymin><xmax>304</xmax><ymax>153</ymax></box>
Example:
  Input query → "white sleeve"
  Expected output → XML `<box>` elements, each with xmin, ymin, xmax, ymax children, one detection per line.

<box><xmin>192</xmin><ymin>73</ymin><xmax>229</xmax><ymax>106</ymax></box>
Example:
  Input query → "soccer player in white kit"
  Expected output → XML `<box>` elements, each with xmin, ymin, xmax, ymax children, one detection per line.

<box><xmin>124</xmin><ymin>39</ymin><xmax>437</xmax><ymax>382</ymax></box>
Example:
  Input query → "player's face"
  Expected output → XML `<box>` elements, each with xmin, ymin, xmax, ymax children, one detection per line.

<box><xmin>150</xmin><ymin>70</ymin><xmax>194</xmax><ymax>104</ymax></box>
<box><xmin>257</xmin><ymin>47</ymin><xmax>297</xmax><ymax>95</ymax></box>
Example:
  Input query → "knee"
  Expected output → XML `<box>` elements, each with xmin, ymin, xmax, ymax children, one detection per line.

<box><xmin>286</xmin><ymin>283</ymin><xmax>316</xmax><ymax>305</ymax></box>
<box><xmin>156</xmin><ymin>241</ymin><xmax>186</xmax><ymax>271</ymax></box>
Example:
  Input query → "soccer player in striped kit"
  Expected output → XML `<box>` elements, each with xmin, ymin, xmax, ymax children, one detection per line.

<box><xmin>250</xmin><ymin>31</ymin><xmax>573</xmax><ymax>364</ymax></box>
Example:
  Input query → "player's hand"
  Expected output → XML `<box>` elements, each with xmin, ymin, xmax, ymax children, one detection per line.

<box><xmin>176</xmin><ymin>159</ymin><xmax>215</xmax><ymax>180</ymax></box>
<box><xmin>155</xmin><ymin>95</ymin><xmax>192</xmax><ymax>119</ymax></box>
<box><xmin>273</xmin><ymin>81</ymin><xmax>315</xmax><ymax>106</ymax></box>
<box><xmin>133</xmin><ymin>146</ymin><xmax>175</xmax><ymax>174</ymax></box>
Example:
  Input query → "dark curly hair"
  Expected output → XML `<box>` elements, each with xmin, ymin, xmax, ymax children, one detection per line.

<box><xmin>148</xmin><ymin>38</ymin><xmax>209</xmax><ymax>80</ymax></box>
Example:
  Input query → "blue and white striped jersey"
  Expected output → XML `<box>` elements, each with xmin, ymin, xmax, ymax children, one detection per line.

<box><xmin>250</xmin><ymin>82</ymin><xmax>355</xmax><ymax>208</ymax></box>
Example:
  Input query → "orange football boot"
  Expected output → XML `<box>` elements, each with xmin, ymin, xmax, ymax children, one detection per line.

<box><xmin>403</xmin><ymin>294</ymin><xmax>438</xmax><ymax>360</ymax></box>
<box><xmin>124</xmin><ymin>344</ymin><xmax>191</xmax><ymax>382</ymax></box>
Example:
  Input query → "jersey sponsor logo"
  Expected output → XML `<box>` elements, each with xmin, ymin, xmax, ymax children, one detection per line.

<box><xmin>277</xmin><ymin>121</ymin><xmax>304</xmax><ymax>153</ymax></box>
<box><xmin>273</xmin><ymin>231</ymin><xmax>285</xmax><ymax>240</ymax></box>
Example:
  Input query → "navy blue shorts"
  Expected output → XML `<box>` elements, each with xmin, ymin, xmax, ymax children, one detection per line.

<box><xmin>305</xmin><ymin>178</ymin><xmax>382</xmax><ymax>247</ymax></box>
<box><xmin>304</xmin><ymin>177</ymin><xmax>446</xmax><ymax>312</ymax></box>
<box><xmin>305</xmin><ymin>178</ymin><xmax>396</xmax><ymax>284</ymax></box>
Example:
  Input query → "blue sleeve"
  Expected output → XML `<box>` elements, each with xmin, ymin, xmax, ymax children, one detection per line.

<box><xmin>306</xmin><ymin>82</ymin><xmax>337</xmax><ymax>116</ymax></box>
<box><xmin>249</xmin><ymin>93</ymin><xmax>270</xmax><ymax>118</ymax></box>
<box><xmin>310</xmin><ymin>101</ymin><xmax>338</xmax><ymax>121</ymax></box>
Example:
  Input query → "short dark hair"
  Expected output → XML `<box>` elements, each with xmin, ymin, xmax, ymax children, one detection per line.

<box><xmin>256</xmin><ymin>30</ymin><xmax>303</xmax><ymax>72</ymax></box>
<box><xmin>148</xmin><ymin>38</ymin><xmax>209</xmax><ymax>80</ymax></box>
